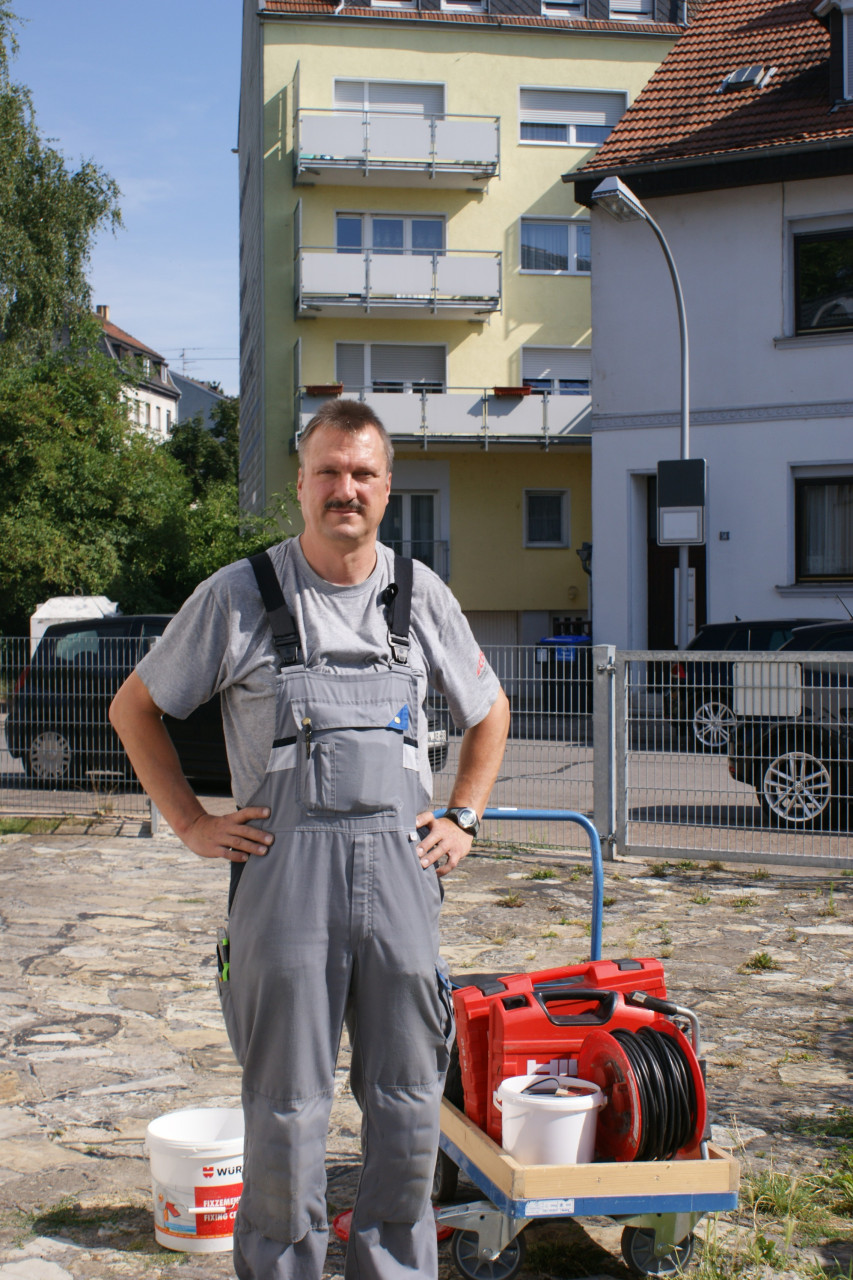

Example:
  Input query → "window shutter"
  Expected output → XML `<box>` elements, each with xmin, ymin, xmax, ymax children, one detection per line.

<box><xmin>610</xmin><ymin>0</ymin><xmax>652</xmax><ymax>13</ymax></box>
<box><xmin>370</xmin><ymin>344</ymin><xmax>446</xmax><ymax>385</ymax></box>
<box><xmin>334</xmin><ymin>81</ymin><xmax>367</xmax><ymax>109</ymax></box>
<box><xmin>519</xmin><ymin>87</ymin><xmax>624</xmax><ymax>128</ymax></box>
<box><xmin>336</xmin><ymin>343</ymin><xmax>365</xmax><ymax>390</ymax></box>
<box><xmin>522</xmin><ymin>347</ymin><xmax>591</xmax><ymax>382</ymax></box>
<box><xmin>335</xmin><ymin>80</ymin><xmax>445</xmax><ymax>115</ymax></box>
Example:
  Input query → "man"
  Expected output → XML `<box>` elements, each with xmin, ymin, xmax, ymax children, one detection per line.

<box><xmin>110</xmin><ymin>398</ymin><xmax>510</xmax><ymax>1280</ymax></box>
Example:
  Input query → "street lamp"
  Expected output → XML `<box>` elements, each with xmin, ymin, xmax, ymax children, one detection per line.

<box><xmin>590</xmin><ymin>175</ymin><xmax>693</xmax><ymax>650</ymax></box>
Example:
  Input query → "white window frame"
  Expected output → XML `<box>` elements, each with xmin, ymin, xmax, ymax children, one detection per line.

<box><xmin>441</xmin><ymin>0</ymin><xmax>486</xmax><ymax>11</ymax></box>
<box><xmin>540</xmin><ymin>0</ymin><xmax>586</xmax><ymax>17</ymax></box>
<box><xmin>519</xmin><ymin>218</ymin><xmax>591</xmax><ymax>276</ymax></box>
<box><xmin>336</xmin><ymin>341</ymin><xmax>448</xmax><ymax>394</ymax></box>
<box><xmin>518</xmin><ymin>86</ymin><xmax>628</xmax><ymax>148</ymax></box>
<box><xmin>336</xmin><ymin>211</ymin><xmax>446</xmax><ymax>254</ymax></box>
<box><xmin>609</xmin><ymin>0</ymin><xmax>654</xmax><ymax>20</ymax></box>
<box><xmin>524</xmin><ymin>489</ymin><xmax>571</xmax><ymax>548</ymax></box>
<box><xmin>784</xmin><ymin>212</ymin><xmax>853</xmax><ymax>337</ymax></box>
<box><xmin>521</xmin><ymin>345</ymin><xmax>591</xmax><ymax>395</ymax></box>
<box><xmin>333</xmin><ymin>79</ymin><xmax>446</xmax><ymax>114</ymax></box>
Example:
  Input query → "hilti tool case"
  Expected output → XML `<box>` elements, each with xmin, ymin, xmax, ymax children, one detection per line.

<box><xmin>453</xmin><ymin>957</ymin><xmax>666</xmax><ymax>1135</ymax></box>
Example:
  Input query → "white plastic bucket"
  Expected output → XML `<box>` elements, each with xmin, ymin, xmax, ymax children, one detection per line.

<box><xmin>145</xmin><ymin>1107</ymin><xmax>244</xmax><ymax>1253</ymax></box>
<box><xmin>495</xmin><ymin>1075</ymin><xmax>605</xmax><ymax>1165</ymax></box>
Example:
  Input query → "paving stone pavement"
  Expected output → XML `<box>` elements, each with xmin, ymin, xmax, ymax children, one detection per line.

<box><xmin>0</xmin><ymin>829</ymin><xmax>851</xmax><ymax>1279</ymax></box>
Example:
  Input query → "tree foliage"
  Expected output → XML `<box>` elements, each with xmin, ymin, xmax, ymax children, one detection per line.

<box><xmin>164</xmin><ymin>394</ymin><xmax>240</xmax><ymax>498</ymax></box>
<box><xmin>0</xmin><ymin>9</ymin><xmax>121</xmax><ymax>358</ymax></box>
<box><xmin>0</xmin><ymin>332</ymin><xmax>291</xmax><ymax>633</ymax></box>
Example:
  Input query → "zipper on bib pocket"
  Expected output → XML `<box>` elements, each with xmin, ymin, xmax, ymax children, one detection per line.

<box><xmin>302</xmin><ymin>717</ymin><xmax>313</xmax><ymax>758</ymax></box>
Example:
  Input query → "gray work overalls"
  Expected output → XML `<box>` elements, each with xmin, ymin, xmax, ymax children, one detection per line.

<box><xmin>218</xmin><ymin>549</ymin><xmax>454</xmax><ymax>1280</ymax></box>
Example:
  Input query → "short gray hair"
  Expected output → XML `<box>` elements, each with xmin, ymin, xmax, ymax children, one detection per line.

<box><xmin>297</xmin><ymin>398</ymin><xmax>394</xmax><ymax>471</ymax></box>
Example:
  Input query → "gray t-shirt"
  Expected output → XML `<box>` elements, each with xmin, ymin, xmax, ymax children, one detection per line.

<box><xmin>136</xmin><ymin>537</ymin><xmax>501</xmax><ymax>806</ymax></box>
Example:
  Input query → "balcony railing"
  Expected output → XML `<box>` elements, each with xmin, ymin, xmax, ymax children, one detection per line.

<box><xmin>296</xmin><ymin>248</ymin><xmax>502</xmax><ymax>319</ymax></box>
<box><xmin>297</xmin><ymin>387</ymin><xmax>591</xmax><ymax>447</ymax></box>
<box><xmin>294</xmin><ymin>109</ymin><xmax>500</xmax><ymax>187</ymax></box>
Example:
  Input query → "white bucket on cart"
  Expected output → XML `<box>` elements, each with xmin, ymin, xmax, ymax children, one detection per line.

<box><xmin>145</xmin><ymin>1107</ymin><xmax>244</xmax><ymax>1253</ymax></box>
<box><xmin>495</xmin><ymin>1075</ymin><xmax>604</xmax><ymax>1165</ymax></box>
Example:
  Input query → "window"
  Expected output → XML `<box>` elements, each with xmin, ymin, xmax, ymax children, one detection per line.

<box><xmin>522</xmin><ymin>346</ymin><xmax>590</xmax><ymax>395</ymax></box>
<box><xmin>336</xmin><ymin>213</ymin><xmax>444</xmax><ymax>256</ymax></box>
<box><xmin>381</xmin><ymin>493</ymin><xmax>438</xmax><ymax>571</ymax></box>
<box><xmin>796</xmin><ymin>478</ymin><xmax>853</xmax><ymax>580</ymax></box>
<box><xmin>794</xmin><ymin>228</ymin><xmax>853</xmax><ymax>333</ymax></box>
<box><xmin>525</xmin><ymin>490</ymin><xmax>570</xmax><ymax>547</ymax></box>
<box><xmin>441</xmin><ymin>0</ymin><xmax>486</xmax><ymax>10</ymax></box>
<box><xmin>519</xmin><ymin>87</ymin><xmax>626</xmax><ymax>147</ymax></box>
<box><xmin>520</xmin><ymin>219</ymin><xmax>590</xmax><ymax>274</ymax></box>
<box><xmin>334</xmin><ymin>80</ymin><xmax>445</xmax><ymax>115</ymax></box>
<box><xmin>336</xmin><ymin>342</ymin><xmax>446</xmax><ymax>394</ymax></box>
<box><xmin>142</xmin><ymin>357</ymin><xmax>151</xmax><ymax>378</ymax></box>
<box><xmin>609</xmin><ymin>0</ymin><xmax>653</xmax><ymax>19</ymax></box>
<box><xmin>166</xmin><ymin>410</ymin><xmax>172</xmax><ymax>434</ymax></box>
<box><xmin>541</xmin><ymin>0</ymin><xmax>586</xmax><ymax>16</ymax></box>
<box><xmin>156</xmin><ymin>405</ymin><xmax>162</xmax><ymax>432</ymax></box>
<box><xmin>847</xmin><ymin>13</ymin><xmax>853</xmax><ymax>99</ymax></box>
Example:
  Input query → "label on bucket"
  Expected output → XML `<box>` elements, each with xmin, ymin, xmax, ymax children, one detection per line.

<box><xmin>154</xmin><ymin>1177</ymin><xmax>242</xmax><ymax>1240</ymax></box>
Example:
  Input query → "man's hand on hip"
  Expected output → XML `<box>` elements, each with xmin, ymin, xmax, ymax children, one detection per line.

<box><xmin>415</xmin><ymin>811</ymin><xmax>473</xmax><ymax>878</ymax></box>
<box><xmin>183</xmin><ymin>808</ymin><xmax>275</xmax><ymax>863</ymax></box>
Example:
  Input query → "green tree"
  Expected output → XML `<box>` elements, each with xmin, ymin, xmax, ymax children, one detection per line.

<box><xmin>0</xmin><ymin>8</ymin><xmax>120</xmax><ymax>358</ymax></box>
<box><xmin>164</xmin><ymin>394</ymin><xmax>240</xmax><ymax>498</ymax></box>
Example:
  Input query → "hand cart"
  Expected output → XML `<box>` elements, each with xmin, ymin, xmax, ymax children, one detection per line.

<box><xmin>433</xmin><ymin>808</ymin><xmax>740</xmax><ymax>1280</ymax></box>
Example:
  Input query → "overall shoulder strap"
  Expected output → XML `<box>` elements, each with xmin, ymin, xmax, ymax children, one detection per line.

<box><xmin>248</xmin><ymin>549</ymin><xmax>303</xmax><ymax>668</ymax></box>
<box><xmin>382</xmin><ymin>554</ymin><xmax>414</xmax><ymax>666</ymax></box>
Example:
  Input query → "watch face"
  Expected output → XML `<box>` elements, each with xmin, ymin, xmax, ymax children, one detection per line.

<box><xmin>455</xmin><ymin>808</ymin><xmax>478</xmax><ymax>831</ymax></box>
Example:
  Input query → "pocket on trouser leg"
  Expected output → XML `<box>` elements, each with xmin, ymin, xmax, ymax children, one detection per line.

<box><xmin>216</xmin><ymin>925</ymin><xmax>244</xmax><ymax>1066</ymax></box>
<box><xmin>436</xmin><ymin>962</ymin><xmax>456</xmax><ymax>1074</ymax></box>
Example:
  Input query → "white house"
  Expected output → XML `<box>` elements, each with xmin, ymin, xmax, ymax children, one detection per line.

<box><xmin>96</xmin><ymin>306</ymin><xmax>181</xmax><ymax>442</ymax></box>
<box><xmin>569</xmin><ymin>0</ymin><xmax>853</xmax><ymax>647</ymax></box>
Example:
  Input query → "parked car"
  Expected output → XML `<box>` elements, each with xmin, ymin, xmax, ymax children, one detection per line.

<box><xmin>7</xmin><ymin>616</ymin><xmax>449</xmax><ymax>786</ymax></box>
<box><xmin>669</xmin><ymin>618</ymin><xmax>827</xmax><ymax>752</ymax></box>
<box><xmin>727</xmin><ymin>620</ymin><xmax>853</xmax><ymax>829</ymax></box>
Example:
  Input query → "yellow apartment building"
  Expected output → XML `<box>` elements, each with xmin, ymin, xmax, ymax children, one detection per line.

<box><xmin>238</xmin><ymin>0</ymin><xmax>681</xmax><ymax>645</ymax></box>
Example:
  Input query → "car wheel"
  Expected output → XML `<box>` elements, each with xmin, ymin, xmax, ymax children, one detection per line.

<box><xmin>25</xmin><ymin>730</ymin><xmax>84</xmax><ymax>786</ymax></box>
<box><xmin>760</xmin><ymin>747</ymin><xmax>834</xmax><ymax>829</ymax></box>
<box><xmin>690</xmin><ymin>696</ymin><xmax>737</xmax><ymax>752</ymax></box>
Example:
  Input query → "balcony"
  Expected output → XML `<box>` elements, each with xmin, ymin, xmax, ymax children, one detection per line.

<box><xmin>296</xmin><ymin>249</ymin><xmax>501</xmax><ymax>319</ymax></box>
<box><xmin>297</xmin><ymin>387</ymin><xmax>591</xmax><ymax>447</ymax></box>
<box><xmin>294</xmin><ymin>109</ymin><xmax>500</xmax><ymax>188</ymax></box>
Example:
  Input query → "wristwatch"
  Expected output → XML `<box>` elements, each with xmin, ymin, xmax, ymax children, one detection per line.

<box><xmin>444</xmin><ymin>807</ymin><xmax>480</xmax><ymax>839</ymax></box>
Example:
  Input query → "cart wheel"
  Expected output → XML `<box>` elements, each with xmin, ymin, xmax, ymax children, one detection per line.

<box><xmin>450</xmin><ymin>1228</ymin><xmax>526</xmax><ymax>1280</ymax></box>
<box><xmin>621</xmin><ymin>1227</ymin><xmax>695</xmax><ymax>1276</ymax></box>
<box><xmin>432</xmin><ymin>1148</ymin><xmax>459</xmax><ymax>1203</ymax></box>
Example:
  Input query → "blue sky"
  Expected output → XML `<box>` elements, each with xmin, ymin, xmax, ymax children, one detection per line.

<box><xmin>14</xmin><ymin>1</ymin><xmax>243</xmax><ymax>393</ymax></box>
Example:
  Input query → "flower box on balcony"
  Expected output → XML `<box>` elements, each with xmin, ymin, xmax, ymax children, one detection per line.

<box><xmin>493</xmin><ymin>386</ymin><xmax>531</xmax><ymax>398</ymax></box>
<box><xmin>304</xmin><ymin>383</ymin><xmax>343</xmax><ymax>397</ymax></box>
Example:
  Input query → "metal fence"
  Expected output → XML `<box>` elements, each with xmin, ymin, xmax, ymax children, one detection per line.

<box><xmin>2</xmin><ymin>632</ymin><xmax>851</xmax><ymax>868</ymax></box>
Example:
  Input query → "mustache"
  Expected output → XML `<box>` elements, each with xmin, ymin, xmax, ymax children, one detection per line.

<box><xmin>325</xmin><ymin>499</ymin><xmax>365</xmax><ymax>513</ymax></box>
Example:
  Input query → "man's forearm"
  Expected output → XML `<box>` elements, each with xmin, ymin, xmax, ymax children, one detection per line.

<box><xmin>109</xmin><ymin>672</ymin><xmax>208</xmax><ymax>840</ymax></box>
<box><xmin>447</xmin><ymin>689</ymin><xmax>510</xmax><ymax>817</ymax></box>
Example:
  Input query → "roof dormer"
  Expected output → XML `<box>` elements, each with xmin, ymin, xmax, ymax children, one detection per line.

<box><xmin>813</xmin><ymin>0</ymin><xmax>853</xmax><ymax>102</ymax></box>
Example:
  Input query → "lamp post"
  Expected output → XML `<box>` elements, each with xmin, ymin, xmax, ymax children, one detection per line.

<box><xmin>590</xmin><ymin>175</ymin><xmax>693</xmax><ymax>650</ymax></box>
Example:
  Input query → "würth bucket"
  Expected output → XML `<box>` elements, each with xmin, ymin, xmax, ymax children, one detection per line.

<box><xmin>495</xmin><ymin>1075</ymin><xmax>604</xmax><ymax>1165</ymax></box>
<box><xmin>145</xmin><ymin>1107</ymin><xmax>244</xmax><ymax>1252</ymax></box>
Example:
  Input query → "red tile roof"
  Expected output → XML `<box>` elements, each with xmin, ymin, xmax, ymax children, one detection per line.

<box><xmin>98</xmin><ymin>317</ymin><xmax>166</xmax><ymax>362</ymax></box>
<box><xmin>262</xmin><ymin>0</ymin><xmax>684</xmax><ymax>36</ymax></box>
<box><xmin>574</xmin><ymin>0</ymin><xmax>853</xmax><ymax>174</ymax></box>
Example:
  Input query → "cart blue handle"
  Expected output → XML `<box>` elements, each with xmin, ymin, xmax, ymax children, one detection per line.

<box><xmin>433</xmin><ymin>808</ymin><xmax>603</xmax><ymax>963</ymax></box>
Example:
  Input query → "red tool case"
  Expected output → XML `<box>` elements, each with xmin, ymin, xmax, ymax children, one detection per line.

<box><xmin>453</xmin><ymin>958</ymin><xmax>667</xmax><ymax>1133</ymax></box>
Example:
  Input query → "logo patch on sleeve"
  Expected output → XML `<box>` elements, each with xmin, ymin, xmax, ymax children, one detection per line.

<box><xmin>476</xmin><ymin>651</ymin><xmax>486</xmax><ymax>678</ymax></box>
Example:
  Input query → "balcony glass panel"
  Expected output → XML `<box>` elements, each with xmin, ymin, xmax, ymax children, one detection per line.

<box><xmin>436</xmin><ymin>255</ymin><xmax>499</xmax><ymax>298</ymax></box>
<box><xmin>299</xmin><ymin>113</ymin><xmax>363</xmax><ymax>159</ymax></box>
<box><xmin>370</xmin><ymin>254</ymin><xmax>433</xmax><ymax>295</ymax></box>
<box><xmin>433</xmin><ymin>117</ymin><xmax>497</xmax><ymax>163</ymax></box>
<box><xmin>369</xmin><ymin>114</ymin><xmax>433</xmax><ymax>160</ymax></box>
<box><xmin>302</xmin><ymin>253</ymin><xmax>364</xmax><ymax>294</ymax></box>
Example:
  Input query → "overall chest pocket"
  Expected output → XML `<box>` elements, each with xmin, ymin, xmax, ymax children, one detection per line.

<box><xmin>287</xmin><ymin>673</ymin><xmax>418</xmax><ymax>817</ymax></box>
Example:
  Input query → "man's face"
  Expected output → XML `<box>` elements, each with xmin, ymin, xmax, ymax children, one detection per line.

<box><xmin>297</xmin><ymin>424</ymin><xmax>391</xmax><ymax>550</ymax></box>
